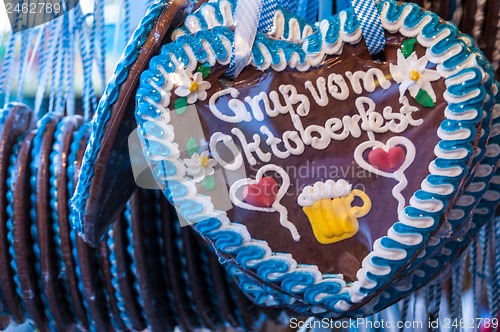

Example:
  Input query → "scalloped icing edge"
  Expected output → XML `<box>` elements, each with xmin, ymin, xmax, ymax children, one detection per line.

<box><xmin>363</xmin><ymin>80</ymin><xmax>500</xmax><ymax>316</ymax></box>
<box><xmin>135</xmin><ymin>0</ymin><xmax>487</xmax><ymax>313</ymax></box>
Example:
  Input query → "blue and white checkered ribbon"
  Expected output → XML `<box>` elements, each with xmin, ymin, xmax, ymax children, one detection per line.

<box><xmin>281</xmin><ymin>0</ymin><xmax>300</xmax><ymax>12</ymax></box>
<box><xmin>350</xmin><ymin>0</ymin><xmax>385</xmax><ymax>54</ymax></box>
<box><xmin>228</xmin><ymin>0</ymin><xmax>278</xmax><ymax>77</ymax></box>
<box><xmin>259</xmin><ymin>0</ymin><xmax>279</xmax><ymax>31</ymax></box>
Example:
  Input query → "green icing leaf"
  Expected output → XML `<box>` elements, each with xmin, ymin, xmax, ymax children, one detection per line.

<box><xmin>202</xmin><ymin>175</ymin><xmax>216</xmax><ymax>191</ymax></box>
<box><xmin>401</xmin><ymin>38</ymin><xmax>418</xmax><ymax>58</ymax></box>
<box><xmin>186</xmin><ymin>137</ymin><xmax>199</xmax><ymax>157</ymax></box>
<box><xmin>174</xmin><ymin>97</ymin><xmax>188</xmax><ymax>115</ymax></box>
<box><xmin>415</xmin><ymin>89</ymin><xmax>435</xmax><ymax>108</ymax></box>
<box><xmin>197</xmin><ymin>63</ymin><xmax>211</xmax><ymax>79</ymax></box>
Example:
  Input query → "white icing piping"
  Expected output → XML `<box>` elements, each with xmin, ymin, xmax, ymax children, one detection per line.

<box><xmin>229</xmin><ymin>164</ymin><xmax>301</xmax><ymax>241</ymax></box>
<box><xmin>297</xmin><ymin>179</ymin><xmax>352</xmax><ymax>207</ymax></box>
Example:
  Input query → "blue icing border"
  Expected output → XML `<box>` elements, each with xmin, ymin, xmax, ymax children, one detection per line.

<box><xmin>171</xmin><ymin>215</ymin><xmax>201</xmax><ymax>326</ymax></box>
<box><xmin>135</xmin><ymin>0</ymin><xmax>488</xmax><ymax>314</ymax></box>
<box><xmin>6</xmin><ymin>135</ymin><xmax>25</xmax><ymax>309</ymax></box>
<box><xmin>71</xmin><ymin>0</ymin><xmax>172</xmax><ymax>233</ymax></box>
<box><xmin>363</xmin><ymin>81</ymin><xmax>500</xmax><ymax>315</ymax></box>
<box><xmin>66</xmin><ymin>124</ymin><xmax>94</xmax><ymax>330</ymax></box>
<box><xmin>107</xmin><ymin>227</ymin><xmax>132</xmax><ymax>329</ymax></box>
<box><xmin>48</xmin><ymin>117</ymin><xmax>78</xmax><ymax>321</ymax></box>
<box><xmin>385</xmin><ymin>37</ymin><xmax>496</xmax><ymax>275</ymax></box>
<box><xmin>29</xmin><ymin>114</ymin><xmax>57</xmax><ymax>330</ymax></box>
<box><xmin>123</xmin><ymin>202</ymin><xmax>147</xmax><ymax>322</ymax></box>
<box><xmin>172</xmin><ymin>0</ymin><xmax>315</xmax><ymax>42</ymax></box>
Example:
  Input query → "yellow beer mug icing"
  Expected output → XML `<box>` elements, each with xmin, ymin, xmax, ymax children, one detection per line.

<box><xmin>298</xmin><ymin>180</ymin><xmax>372</xmax><ymax>244</ymax></box>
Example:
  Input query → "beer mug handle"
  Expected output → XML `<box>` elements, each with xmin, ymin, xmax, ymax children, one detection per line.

<box><xmin>348</xmin><ymin>190</ymin><xmax>372</xmax><ymax>218</ymax></box>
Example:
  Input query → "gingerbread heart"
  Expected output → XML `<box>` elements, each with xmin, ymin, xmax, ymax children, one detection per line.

<box><xmin>71</xmin><ymin>0</ymin><xmax>195</xmax><ymax>247</ymax></box>
<box><xmin>135</xmin><ymin>0</ymin><xmax>490</xmax><ymax>316</ymax></box>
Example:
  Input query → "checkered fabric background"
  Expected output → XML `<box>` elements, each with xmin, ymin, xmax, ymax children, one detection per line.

<box><xmin>258</xmin><ymin>0</ymin><xmax>279</xmax><ymax>32</ymax></box>
<box><xmin>351</xmin><ymin>0</ymin><xmax>386</xmax><ymax>54</ymax></box>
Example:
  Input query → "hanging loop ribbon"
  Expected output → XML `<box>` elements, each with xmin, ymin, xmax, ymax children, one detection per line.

<box><xmin>350</xmin><ymin>0</ymin><xmax>386</xmax><ymax>55</ymax></box>
<box><xmin>228</xmin><ymin>0</ymin><xmax>278</xmax><ymax>78</ymax></box>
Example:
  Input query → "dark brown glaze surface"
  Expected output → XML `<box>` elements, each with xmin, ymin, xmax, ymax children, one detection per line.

<box><xmin>181</xmin><ymin>226</ymin><xmax>218</xmax><ymax>330</ymax></box>
<box><xmin>177</xmin><ymin>33</ymin><xmax>448</xmax><ymax>279</ymax></box>
<box><xmin>0</xmin><ymin>104</ymin><xmax>32</xmax><ymax>323</ymax></box>
<box><xmin>12</xmin><ymin>132</ymin><xmax>49</xmax><ymax>331</ymax></box>
<box><xmin>206</xmin><ymin>244</ymin><xmax>240</xmax><ymax>327</ymax></box>
<box><xmin>81</xmin><ymin>0</ymin><xmax>195</xmax><ymax>247</ymax></box>
<box><xmin>36</xmin><ymin>115</ymin><xmax>77</xmax><ymax>331</ymax></box>
<box><xmin>482</xmin><ymin>0</ymin><xmax>500</xmax><ymax>61</ymax></box>
<box><xmin>459</xmin><ymin>0</ymin><xmax>478</xmax><ymax>37</ymax></box>
<box><xmin>98</xmin><ymin>231</ymin><xmax>130</xmax><ymax>331</ymax></box>
<box><xmin>430</xmin><ymin>0</ymin><xmax>452</xmax><ymax>20</ymax></box>
<box><xmin>160</xmin><ymin>196</ymin><xmax>201</xmax><ymax>332</ymax></box>
<box><xmin>112</xmin><ymin>213</ymin><xmax>147</xmax><ymax>330</ymax></box>
<box><xmin>130</xmin><ymin>190</ymin><xmax>176</xmax><ymax>332</ymax></box>
<box><xmin>57</xmin><ymin>118</ymin><xmax>90</xmax><ymax>329</ymax></box>
<box><xmin>76</xmin><ymin>233</ymin><xmax>112</xmax><ymax>331</ymax></box>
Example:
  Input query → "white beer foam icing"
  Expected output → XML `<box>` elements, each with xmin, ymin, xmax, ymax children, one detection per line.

<box><xmin>297</xmin><ymin>179</ymin><xmax>352</xmax><ymax>207</ymax></box>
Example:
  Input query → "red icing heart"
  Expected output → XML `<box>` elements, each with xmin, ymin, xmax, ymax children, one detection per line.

<box><xmin>243</xmin><ymin>177</ymin><xmax>279</xmax><ymax>208</ymax></box>
<box><xmin>368</xmin><ymin>146</ymin><xmax>406</xmax><ymax>172</ymax></box>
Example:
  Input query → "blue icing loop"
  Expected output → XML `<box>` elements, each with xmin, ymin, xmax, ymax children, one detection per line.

<box><xmin>6</xmin><ymin>137</ymin><xmax>25</xmax><ymax>305</ymax></box>
<box><xmin>124</xmin><ymin>203</ymin><xmax>147</xmax><ymax>323</ymax></box>
<box><xmin>281</xmin><ymin>272</ymin><xmax>317</xmax><ymax>294</ymax></box>
<box><xmin>341</xmin><ymin>8</ymin><xmax>360</xmax><ymax>35</ymax></box>
<box><xmin>49</xmin><ymin>118</ymin><xmax>77</xmax><ymax>320</ymax></box>
<box><xmin>232</xmin><ymin>245</ymin><xmax>267</xmax><ymax>268</ymax></box>
<box><xmin>402</xmin><ymin>4</ymin><xmax>429</xmax><ymax>29</ymax></box>
<box><xmin>194</xmin><ymin>217</ymin><xmax>222</xmax><ymax>235</ymax></box>
<box><xmin>107</xmin><ymin>230</ymin><xmax>132</xmax><ymax>328</ymax></box>
<box><xmin>323</xmin><ymin>15</ymin><xmax>341</xmax><ymax>46</ymax></box>
<box><xmin>255</xmin><ymin>258</ymin><xmax>290</xmax><ymax>281</ymax></box>
<box><xmin>208</xmin><ymin>230</ymin><xmax>244</xmax><ymax>252</ymax></box>
<box><xmin>30</xmin><ymin>114</ymin><xmax>57</xmax><ymax>330</ymax></box>
<box><xmin>67</xmin><ymin>124</ymin><xmax>93</xmax><ymax>328</ymax></box>
<box><xmin>303</xmin><ymin>281</ymin><xmax>345</xmax><ymax>304</ymax></box>
<box><xmin>277</xmin><ymin>6</ymin><xmax>316</xmax><ymax>39</ymax></box>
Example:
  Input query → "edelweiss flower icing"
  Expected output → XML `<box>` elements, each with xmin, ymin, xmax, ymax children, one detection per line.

<box><xmin>174</xmin><ymin>72</ymin><xmax>211</xmax><ymax>104</ymax></box>
<box><xmin>135</xmin><ymin>0</ymin><xmax>488</xmax><ymax>316</ymax></box>
<box><xmin>183</xmin><ymin>151</ymin><xmax>217</xmax><ymax>182</ymax></box>
<box><xmin>389</xmin><ymin>48</ymin><xmax>441</xmax><ymax>106</ymax></box>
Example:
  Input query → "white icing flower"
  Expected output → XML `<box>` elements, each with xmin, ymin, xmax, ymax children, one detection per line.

<box><xmin>174</xmin><ymin>72</ymin><xmax>211</xmax><ymax>104</ymax></box>
<box><xmin>389</xmin><ymin>49</ymin><xmax>441</xmax><ymax>102</ymax></box>
<box><xmin>297</xmin><ymin>179</ymin><xmax>352</xmax><ymax>207</ymax></box>
<box><xmin>183</xmin><ymin>151</ymin><xmax>217</xmax><ymax>182</ymax></box>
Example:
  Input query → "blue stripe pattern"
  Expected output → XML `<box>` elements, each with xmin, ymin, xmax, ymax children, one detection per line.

<box><xmin>258</xmin><ymin>0</ymin><xmax>279</xmax><ymax>32</ymax></box>
<box><xmin>350</xmin><ymin>0</ymin><xmax>385</xmax><ymax>54</ymax></box>
<box><xmin>305</xmin><ymin>0</ymin><xmax>319</xmax><ymax>22</ymax></box>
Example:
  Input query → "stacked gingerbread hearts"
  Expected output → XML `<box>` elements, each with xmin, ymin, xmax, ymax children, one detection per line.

<box><xmin>0</xmin><ymin>103</ymin><xmax>268</xmax><ymax>331</ymax></box>
<box><xmin>125</xmin><ymin>0</ymin><xmax>500</xmax><ymax>318</ymax></box>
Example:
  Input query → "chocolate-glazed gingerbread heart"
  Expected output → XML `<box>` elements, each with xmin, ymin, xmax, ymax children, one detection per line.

<box><xmin>72</xmin><ymin>0</ymin><xmax>206</xmax><ymax>247</ymax></box>
<box><xmin>11</xmin><ymin>131</ymin><xmax>49</xmax><ymax>330</ymax></box>
<box><xmin>0</xmin><ymin>103</ymin><xmax>33</xmax><ymax>323</ymax></box>
<box><xmin>135</xmin><ymin>0</ymin><xmax>489</xmax><ymax>315</ymax></box>
<box><xmin>34</xmin><ymin>114</ymin><xmax>77</xmax><ymax>331</ymax></box>
<box><xmin>56</xmin><ymin>121</ymin><xmax>90</xmax><ymax>329</ymax></box>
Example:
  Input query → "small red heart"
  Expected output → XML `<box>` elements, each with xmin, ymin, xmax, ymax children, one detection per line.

<box><xmin>243</xmin><ymin>177</ymin><xmax>279</xmax><ymax>208</ymax></box>
<box><xmin>368</xmin><ymin>146</ymin><xmax>406</xmax><ymax>172</ymax></box>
